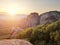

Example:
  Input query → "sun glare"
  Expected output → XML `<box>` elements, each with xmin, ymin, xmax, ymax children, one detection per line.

<box><xmin>8</xmin><ymin>8</ymin><xmax>16</xmax><ymax>16</ymax></box>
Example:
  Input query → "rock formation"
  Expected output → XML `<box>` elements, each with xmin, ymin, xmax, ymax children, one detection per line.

<box><xmin>27</xmin><ymin>12</ymin><xmax>39</xmax><ymax>27</ymax></box>
<box><xmin>18</xmin><ymin>11</ymin><xmax>60</xmax><ymax>28</ymax></box>
<box><xmin>39</xmin><ymin>11</ymin><xmax>60</xmax><ymax>25</ymax></box>
<box><xmin>0</xmin><ymin>39</ymin><xmax>33</xmax><ymax>45</ymax></box>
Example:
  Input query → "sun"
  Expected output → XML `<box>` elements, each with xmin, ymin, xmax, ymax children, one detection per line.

<box><xmin>8</xmin><ymin>8</ymin><xmax>16</xmax><ymax>16</ymax></box>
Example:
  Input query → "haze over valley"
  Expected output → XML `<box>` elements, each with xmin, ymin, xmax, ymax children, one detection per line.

<box><xmin>0</xmin><ymin>0</ymin><xmax>60</xmax><ymax>45</ymax></box>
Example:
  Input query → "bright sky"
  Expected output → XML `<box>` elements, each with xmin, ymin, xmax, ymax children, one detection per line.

<box><xmin>0</xmin><ymin>0</ymin><xmax>60</xmax><ymax>14</ymax></box>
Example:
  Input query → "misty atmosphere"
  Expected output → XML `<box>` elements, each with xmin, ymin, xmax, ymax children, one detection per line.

<box><xmin>0</xmin><ymin>0</ymin><xmax>60</xmax><ymax>45</ymax></box>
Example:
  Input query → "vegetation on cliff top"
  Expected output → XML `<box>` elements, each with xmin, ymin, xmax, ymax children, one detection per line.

<box><xmin>16</xmin><ymin>19</ymin><xmax>60</xmax><ymax>45</ymax></box>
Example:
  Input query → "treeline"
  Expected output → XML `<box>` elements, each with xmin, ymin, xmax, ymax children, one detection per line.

<box><xmin>16</xmin><ymin>19</ymin><xmax>60</xmax><ymax>45</ymax></box>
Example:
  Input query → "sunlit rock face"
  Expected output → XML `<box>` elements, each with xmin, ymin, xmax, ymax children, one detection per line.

<box><xmin>0</xmin><ymin>39</ymin><xmax>33</xmax><ymax>45</ymax></box>
<box><xmin>27</xmin><ymin>12</ymin><xmax>39</xmax><ymax>27</ymax></box>
<box><xmin>18</xmin><ymin>12</ymin><xmax>39</xmax><ymax>29</ymax></box>
<box><xmin>39</xmin><ymin>11</ymin><xmax>60</xmax><ymax>25</ymax></box>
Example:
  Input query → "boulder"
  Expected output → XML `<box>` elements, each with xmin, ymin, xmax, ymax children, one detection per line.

<box><xmin>0</xmin><ymin>39</ymin><xmax>33</xmax><ymax>45</ymax></box>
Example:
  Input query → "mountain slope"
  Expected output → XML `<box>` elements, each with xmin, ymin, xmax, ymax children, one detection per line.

<box><xmin>16</xmin><ymin>19</ymin><xmax>60</xmax><ymax>45</ymax></box>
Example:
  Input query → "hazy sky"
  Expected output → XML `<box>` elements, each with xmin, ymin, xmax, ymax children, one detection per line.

<box><xmin>0</xmin><ymin>0</ymin><xmax>60</xmax><ymax>14</ymax></box>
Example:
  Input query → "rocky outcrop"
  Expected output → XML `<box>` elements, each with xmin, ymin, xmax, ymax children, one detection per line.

<box><xmin>0</xmin><ymin>39</ymin><xmax>33</xmax><ymax>45</ymax></box>
<box><xmin>39</xmin><ymin>11</ymin><xmax>60</xmax><ymax>25</ymax></box>
<box><xmin>17</xmin><ymin>12</ymin><xmax>39</xmax><ymax>29</ymax></box>
<box><xmin>27</xmin><ymin>12</ymin><xmax>39</xmax><ymax>27</ymax></box>
<box><xmin>18</xmin><ymin>11</ymin><xmax>60</xmax><ymax>28</ymax></box>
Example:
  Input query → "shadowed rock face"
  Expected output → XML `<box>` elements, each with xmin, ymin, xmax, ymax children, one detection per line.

<box><xmin>39</xmin><ymin>11</ymin><xmax>60</xmax><ymax>25</ymax></box>
<box><xmin>0</xmin><ymin>39</ymin><xmax>33</xmax><ymax>45</ymax></box>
